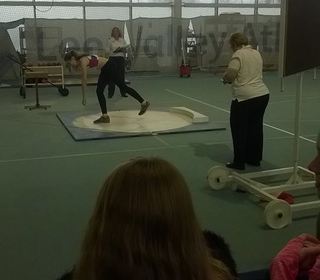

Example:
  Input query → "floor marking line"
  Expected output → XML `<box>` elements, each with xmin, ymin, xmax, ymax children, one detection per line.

<box><xmin>0</xmin><ymin>134</ymin><xmax>309</xmax><ymax>164</ymax></box>
<box><xmin>165</xmin><ymin>88</ymin><xmax>316</xmax><ymax>144</ymax></box>
<box><xmin>165</xmin><ymin>89</ymin><xmax>230</xmax><ymax>113</ymax></box>
<box><xmin>153</xmin><ymin>135</ymin><xmax>171</xmax><ymax>146</ymax></box>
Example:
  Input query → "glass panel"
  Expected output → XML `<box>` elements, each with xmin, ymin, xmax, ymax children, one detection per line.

<box><xmin>258</xmin><ymin>8</ymin><xmax>280</xmax><ymax>15</ymax></box>
<box><xmin>183</xmin><ymin>0</ymin><xmax>215</xmax><ymax>3</ymax></box>
<box><xmin>0</xmin><ymin>0</ymin><xmax>32</xmax><ymax>2</ymax></box>
<box><xmin>182</xmin><ymin>7</ymin><xmax>215</xmax><ymax>18</ymax></box>
<box><xmin>85</xmin><ymin>0</ymin><xmax>129</xmax><ymax>2</ymax></box>
<box><xmin>86</xmin><ymin>7</ymin><xmax>129</xmax><ymax>20</ymax></box>
<box><xmin>34</xmin><ymin>0</ymin><xmax>82</xmax><ymax>2</ymax></box>
<box><xmin>0</xmin><ymin>7</ymin><xmax>34</xmax><ymax>51</ymax></box>
<box><xmin>132</xmin><ymin>0</ymin><xmax>172</xmax><ymax>3</ymax></box>
<box><xmin>259</xmin><ymin>0</ymin><xmax>281</xmax><ymax>4</ymax></box>
<box><xmin>48</xmin><ymin>0</ymin><xmax>83</xmax><ymax>2</ymax></box>
<box><xmin>35</xmin><ymin>6</ymin><xmax>83</xmax><ymax>19</ymax></box>
<box><xmin>132</xmin><ymin>7</ymin><xmax>171</xmax><ymax>18</ymax></box>
<box><xmin>0</xmin><ymin>6</ymin><xmax>34</xmax><ymax>22</ymax></box>
<box><xmin>218</xmin><ymin>7</ymin><xmax>254</xmax><ymax>15</ymax></box>
<box><xmin>218</xmin><ymin>0</ymin><xmax>255</xmax><ymax>3</ymax></box>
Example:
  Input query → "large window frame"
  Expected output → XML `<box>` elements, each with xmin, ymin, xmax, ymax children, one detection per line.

<box><xmin>0</xmin><ymin>0</ymin><xmax>281</xmax><ymax>20</ymax></box>
<box><xmin>0</xmin><ymin>0</ymin><xmax>281</xmax><ymax>51</ymax></box>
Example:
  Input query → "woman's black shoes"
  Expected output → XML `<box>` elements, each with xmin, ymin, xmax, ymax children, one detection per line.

<box><xmin>93</xmin><ymin>115</ymin><xmax>110</xmax><ymax>124</ymax></box>
<box><xmin>225</xmin><ymin>162</ymin><xmax>245</xmax><ymax>170</ymax></box>
<box><xmin>246</xmin><ymin>161</ymin><xmax>261</xmax><ymax>167</ymax></box>
<box><xmin>138</xmin><ymin>101</ymin><xmax>150</xmax><ymax>115</ymax></box>
<box><xmin>225</xmin><ymin>161</ymin><xmax>261</xmax><ymax>170</ymax></box>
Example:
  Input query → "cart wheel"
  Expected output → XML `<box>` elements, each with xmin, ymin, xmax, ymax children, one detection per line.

<box><xmin>264</xmin><ymin>199</ymin><xmax>292</xmax><ymax>229</ymax></box>
<box><xmin>20</xmin><ymin>87</ymin><xmax>26</xmax><ymax>98</ymax></box>
<box><xmin>57</xmin><ymin>86</ymin><xmax>69</xmax><ymax>96</ymax></box>
<box><xmin>207</xmin><ymin>166</ymin><xmax>231</xmax><ymax>190</ymax></box>
<box><xmin>187</xmin><ymin>74</ymin><xmax>191</xmax><ymax>78</ymax></box>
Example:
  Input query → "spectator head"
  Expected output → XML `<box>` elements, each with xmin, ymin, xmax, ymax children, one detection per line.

<box><xmin>203</xmin><ymin>230</ymin><xmax>238</xmax><ymax>278</ymax></box>
<box><xmin>111</xmin><ymin>27</ymin><xmax>122</xmax><ymax>39</ymax></box>
<box><xmin>75</xmin><ymin>157</ymin><xmax>234</xmax><ymax>280</ymax></box>
<box><xmin>229</xmin><ymin>33</ymin><xmax>249</xmax><ymax>52</ymax></box>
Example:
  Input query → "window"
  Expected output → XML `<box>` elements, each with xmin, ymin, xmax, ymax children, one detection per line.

<box><xmin>86</xmin><ymin>7</ymin><xmax>129</xmax><ymax>20</ymax></box>
<box><xmin>35</xmin><ymin>6</ymin><xmax>83</xmax><ymax>19</ymax></box>
<box><xmin>219</xmin><ymin>0</ymin><xmax>255</xmax><ymax>3</ymax></box>
<box><xmin>132</xmin><ymin>7</ymin><xmax>171</xmax><ymax>18</ymax></box>
<box><xmin>132</xmin><ymin>0</ymin><xmax>172</xmax><ymax>3</ymax></box>
<box><xmin>85</xmin><ymin>0</ymin><xmax>129</xmax><ymax>2</ymax></box>
<box><xmin>182</xmin><ymin>7</ymin><xmax>215</xmax><ymax>18</ymax></box>
<box><xmin>0</xmin><ymin>6</ymin><xmax>34</xmax><ymax>22</ymax></box>
<box><xmin>183</xmin><ymin>0</ymin><xmax>215</xmax><ymax>3</ymax></box>
<box><xmin>259</xmin><ymin>0</ymin><xmax>281</xmax><ymax>4</ymax></box>
<box><xmin>258</xmin><ymin>8</ymin><xmax>280</xmax><ymax>15</ymax></box>
<box><xmin>218</xmin><ymin>7</ymin><xmax>254</xmax><ymax>15</ymax></box>
<box><xmin>36</xmin><ymin>0</ymin><xmax>82</xmax><ymax>2</ymax></box>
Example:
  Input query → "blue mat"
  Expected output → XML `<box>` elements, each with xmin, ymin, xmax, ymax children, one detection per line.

<box><xmin>56</xmin><ymin>109</ymin><xmax>226</xmax><ymax>141</ymax></box>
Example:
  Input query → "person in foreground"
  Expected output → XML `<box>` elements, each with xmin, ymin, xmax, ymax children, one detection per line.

<box><xmin>269</xmin><ymin>132</ymin><xmax>320</xmax><ymax>280</ymax></box>
<box><xmin>222</xmin><ymin>33</ymin><xmax>269</xmax><ymax>170</ymax></box>
<box><xmin>58</xmin><ymin>157</ymin><xmax>235</xmax><ymax>280</ymax></box>
<box><xmin>64</xmin><ymin>50</ymin><xmax>150</xmax><ymax>124</ymax></box>
<box><xmin>203</xmin><ymin>230</ymin><xmax>238</xmax><ymax>279</ymax></box>
<box><xmin>308</xmin><ymin>131</ymin><xmax>320</xmax><ymax>238</ymax></box>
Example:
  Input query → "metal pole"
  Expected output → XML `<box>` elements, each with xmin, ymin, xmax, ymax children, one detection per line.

<box><xmin>313</xmin><ymin>68</ymin><xmax>317</xmax><ymax>80</ymax></box>
<box><xmin>83</xmin><ymin>0</ymin><xmax>87</xmax><ymax>52</ymax></box>
<box><xmin>280</xmin><ymin>77</ymin><xmax>284</xmax><ymax>92</ymax></box>
<box><xmin>291</xmin><ymin>72</ymin><xmax>303</xmax><ymax>183</ymax></box>
<box><xmin>32</xmin><ymin>0</ymin><xmax>38</xmax><ymax>61</ymax></box>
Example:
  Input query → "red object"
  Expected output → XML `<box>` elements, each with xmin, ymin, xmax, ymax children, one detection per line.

<box><xmin>179</xmin><ymin>64</ymin><xmax>191</xmax><ymax>77</ymax></box>
<box><xmin>277</xmin><ymin>192</ymin><xmax>295</xmax><ymax>204</ymax></box>
<box><xmin>270</xmin><ymin>234</ymin><xmax>320</xmax><ymax>280</ymax></box>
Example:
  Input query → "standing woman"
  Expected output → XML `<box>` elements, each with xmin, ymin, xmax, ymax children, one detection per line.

<box><xmin>222</xmin><ymin>33</ymin><xmax>269</xmax><ymax>170</ymax></box>
<box><xmin>64</xmin><ymin>50</ymin><xmax>150</xmax><ymax>124</ymax></box>
<box><xmin>106</xmin><ymin>26</ymin><xmax>129</xmax><ymax>98</ymax></box>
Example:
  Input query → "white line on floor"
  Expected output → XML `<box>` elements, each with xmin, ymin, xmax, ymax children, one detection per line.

<box><xmin>153</xmin><ymin>134</ymin><xmax>171</xmax><ymax>146</ymax></box>
<box><xmin>0</xmin><ymin>146</ymin><xmax>170</xmax><ymax>164</ymax></box>
<box><xmin>165</xmin><ymin>88</ymin><xmax>316</xmax><ymax>144</ymax></box>
<box><xmin>0</xmin><ymin>134</ymin><xmax>301</xmax><ymax>164</ymax></box>
<box><xmin>165</xmin><ymin>89</ymin><xmax>230</xmax><ymax>113</ymax></box>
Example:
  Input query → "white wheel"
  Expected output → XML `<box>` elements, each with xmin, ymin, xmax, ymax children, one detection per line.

<box><xmin>264</xmin><ymin>199</ymin><xmax>292</xmax><ymax>229</ymax></box>
<box><xmin>207</xmin><ymin>166</ymin><xmax>231</xmax><ymax>190</ymax></box>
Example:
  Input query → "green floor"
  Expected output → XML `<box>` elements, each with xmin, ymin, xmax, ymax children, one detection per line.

<box><xmin>1</xmin><ymin>71</ymin><xmax>319</xmax><ymax>280</ymax></box>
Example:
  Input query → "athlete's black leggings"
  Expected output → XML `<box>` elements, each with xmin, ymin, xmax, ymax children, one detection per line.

<box><xmin>96</xmin><ymin>59</ymin><xmax>144</xmax><ymax>114</ymax></box>
<box><xmin>107</xmin><ymin>56</ymin><xmax>125</xmax><ymax>96</ymax></box>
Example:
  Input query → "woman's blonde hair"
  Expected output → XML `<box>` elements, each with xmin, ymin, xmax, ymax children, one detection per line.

<box><xmin>229</xmin><ymin>33</ymin><xmax>249</xmax><ymax>51</ymax></box>
<box><xmin>74</xmin><ymin>157</ymin><xmax>234</xmax><ymax>280</ymax></box>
